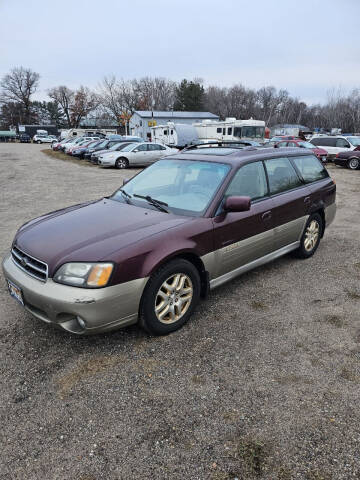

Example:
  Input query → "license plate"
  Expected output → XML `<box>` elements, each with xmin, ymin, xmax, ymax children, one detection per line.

<box><xmin>7</xmin><ymin>280</ymin><xmax>24</xmax><ymax>306</ymax></box>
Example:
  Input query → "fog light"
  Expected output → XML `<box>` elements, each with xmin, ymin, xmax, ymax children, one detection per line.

<box><xmin>77</xmin><ymin>317</ymin><xmax>86</xmax><ymax>329</ymax></box>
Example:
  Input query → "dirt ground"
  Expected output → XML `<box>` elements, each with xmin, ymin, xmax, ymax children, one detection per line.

<box><xmin>0</xmin><ymin>143</ymin><xmax>360</xmax><ymax>480</ymax></box>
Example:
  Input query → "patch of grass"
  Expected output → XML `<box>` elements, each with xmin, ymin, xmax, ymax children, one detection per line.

<box><xmin>323</xmin><ymin>314</ymin><xmax>343</xmax><ymax>328</ymax></box>
<box><xmin>237</xmin><ymin>439</ymin><xmax>267</xmax><ymax>476</ymax></box>
<box><xmin>250</xmin><ymin>300</ymin><xmax>268</xmax><ymax>311</ymax></box>
<box><xmin>277</xmin><ymin>466</ymin><xmax>292</xmax><ymax>480</ymax></box>
<box><xmin>340</xmin><ymin>366</ymin><xmax>360</xmax><ymax>383</ymax></box>
<box><xmin>306</xmin><ymin>469</ymin><xmax>332</xmax><ymax>480</ymax></box>
<box><xmin>345</xmin><ymin>289</ymin><xmax>360</xmax><ymax>300</ymax></box>
<box><xmin>41</xmin><ymin>148</ymin><xmax>95</xmax><ymax>167</ymax></box>
<box><xmin>191</xmin><ymin>374</ymin><xmax>205</xmax><ymax>385</ymax></box>
<box><xmin>57</xmin><ymin>355</ymin><xmax>119</xmax><ymax>397</ymax></box>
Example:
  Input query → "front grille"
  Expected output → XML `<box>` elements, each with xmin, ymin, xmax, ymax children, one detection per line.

<box><xmin>11</xmin><ymin>245</ymin><xmax>48</xmax><ymax>282</ymax></box>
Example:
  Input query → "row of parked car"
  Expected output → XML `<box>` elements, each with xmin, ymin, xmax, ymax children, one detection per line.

<box><xmin>267</xmin><ymin>134</ymin><xmax>360</xmax><ymax>170</ymax></box>
<box><xmin>49</xmin><ymin>131</ymin><xmax>360</xmax><ymax>171</ymax></box>
<box><xmin>51</xmin><ymin>135</ymin><xmax>177</xmax><ymax>168</ymax></box>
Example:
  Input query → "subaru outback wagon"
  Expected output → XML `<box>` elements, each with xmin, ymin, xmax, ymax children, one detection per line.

<box><xmin>2</xmin><ymin>146</ymin><xmax>336</xmax><ymax>335</ymax></box>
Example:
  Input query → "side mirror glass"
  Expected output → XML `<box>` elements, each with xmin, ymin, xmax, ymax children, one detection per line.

<box><xmin>224</xmin><ymin>196</ymin><xmax>251</xmax><ymax>212</ymax></box>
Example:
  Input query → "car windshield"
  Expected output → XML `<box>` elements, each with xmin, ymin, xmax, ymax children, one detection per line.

<box><xmin>108</xmin><ymin>142</ymin><xmax>124</xmax><ymax>150</ymax></box>
<box><xmin>346</xmin><ymin>136</ymin><xmax>360</xmax><ymax>146</ymax></box>
<box><xmin>298</xmin><ymin>141</ymin><xmax>316</xmax><ymax>149</ymax></box>
<box><xmin>111</xmin><ymin>159</ymin><xmax>230</xmax><ymax>216</ymax></box>
<box><xmin>96</xmin><ymin>140</ymin><xmax>108</xmax><ymax>149</ymax></box>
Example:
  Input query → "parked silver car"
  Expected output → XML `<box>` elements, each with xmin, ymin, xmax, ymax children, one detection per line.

<box><xmin>98</xmin><ymin>142</ymin><xmax>178</xmax><ymax>168</ymax></box>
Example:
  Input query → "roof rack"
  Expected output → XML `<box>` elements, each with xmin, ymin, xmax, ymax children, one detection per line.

<box><xmin>182</xmin><ymin>140</ymin><xmax>257</xmax><ymax>151</ymax></box>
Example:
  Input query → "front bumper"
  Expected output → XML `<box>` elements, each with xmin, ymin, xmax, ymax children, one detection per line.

<box><xmin>2</xmin><ymin>253</ymin><xmax>148</xmax><ymax>334</ymax></box>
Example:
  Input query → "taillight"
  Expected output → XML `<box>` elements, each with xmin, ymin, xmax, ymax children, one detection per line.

<box><xmin>335</xmin><ymin>153</ymin><xmax>339</xmax><ymax>158</ymax></box>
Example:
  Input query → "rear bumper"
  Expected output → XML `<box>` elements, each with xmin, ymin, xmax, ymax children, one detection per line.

<box><xmin>2</xmin><ymin>253</ymin><xmax>148</xmax><ymax>335</ymax></box>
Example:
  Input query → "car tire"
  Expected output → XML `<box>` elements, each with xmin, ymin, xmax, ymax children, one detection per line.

<box><xmin>37</xmin><ymin>140</ymin><xmax>42</xmax><ymax>144</ymax></box>
<box><xmin>348</xmin><ymin>157</ymin><xmax>360</xmax><ymax>170</ymax></box>
<box><xmin>139</xmin><ymin>259</ymin><xmax>201</xmax><ymax>335</ymax></box>
<box><xmin>294</xmin><ymin>213</ymin><xmax>323</xmax><ymax>259</ymax></box>
<box><xmin>115</xmin><ymin>157</ymin><xmax>129</xmax><ymax>169</ymax></box>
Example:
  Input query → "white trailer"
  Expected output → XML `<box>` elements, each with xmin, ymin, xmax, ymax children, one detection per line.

<box><xmin>151</xmin><ymin>118</ymin><xmax>265</xmax><ymax>147</ymax></box>
<box><xmin>194</xmin><ymin>118</ymin><xmax>265</xmax><ymax>142</ymax></box>
<box><xmin>151</xmin><ymin>122</ymin><xmax>198</xmax><ymax>148</ymax></box>
<box><xmin>60</xmin><ymin>128</ymin><xmax>117</xmax><ymax>139</ymax></box>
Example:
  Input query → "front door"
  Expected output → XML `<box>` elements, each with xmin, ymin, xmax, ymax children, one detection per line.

<box><xmin>212</xmin><ymin>161</ymin><xmax>275</xmax><ymax>279</ymax></box>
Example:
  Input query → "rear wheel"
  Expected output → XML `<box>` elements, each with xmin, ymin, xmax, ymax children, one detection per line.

<box><xmin>348</xmin><ymin>157</ymin><xmax>360</xmax><ymax>170</ymax></box>
<box><xmin>115</xmin><ymin>157</ymin><xmax>129</xmax><ymax>169</ymax></box>
<box><xmin>294</xmin><ymin>213</ymin><xmax>322</xmax><ymax>259</ymax></box>
<box><xmin>139</xmin><ymin>259</ymin><xmax>200</xmax><ymax>335</ymax></box>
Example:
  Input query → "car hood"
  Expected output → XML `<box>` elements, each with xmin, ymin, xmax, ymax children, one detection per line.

<box><xmin>14</xmin><ymin>199</ymin><xmax>190</xmax><ymax>275</ymax></box>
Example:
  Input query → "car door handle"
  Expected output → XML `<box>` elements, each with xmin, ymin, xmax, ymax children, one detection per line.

<box><xmin>261</xmin><ymin>211</ymin><xmax>272</xmax><ymax>221</ymax></box>
<box><xmin>304</xmin><ymin>196</ymin><xmax>311</xmax><ymax>205</ymax></box>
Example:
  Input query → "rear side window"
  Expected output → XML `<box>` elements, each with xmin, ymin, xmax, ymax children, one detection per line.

<box><xmin>292</xmin><ymin>155</ymin><xmax>329</xmax><ymax>183</ymax></box>
<box><xmin>226</xmin><ymin>161</ymin><xmax>268</xmax><ymax>201</ymax></box>
<box><xmin>311</xmin><ymin>137</ymin><xmax>336</xmax><ymax>147</ymax></box>
<box><xmin>265</xmin><ymin>157</ymin><xmax>302</xmax><ymax>195</ymax></box>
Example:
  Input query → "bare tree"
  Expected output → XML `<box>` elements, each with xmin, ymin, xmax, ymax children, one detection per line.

<box><xmin>0</xmin><ymin>67</ymin><xmax>40</xmax><ymax>123</ymax></box>
<box><xmin>70</xmin><ymin>86</ymin><xmax>100</xmax><ymax>128</ymax></box>
<box><xmin>48</xmin><ymin>86</ymin><xmax>75</xmax><ymax>127</ymax></box>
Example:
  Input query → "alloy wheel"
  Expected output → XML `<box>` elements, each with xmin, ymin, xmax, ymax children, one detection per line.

<box><xmin>154</xmin><ymin>273</ymin><xmax>193</xmax><ymax>324</ymax></box>
<box><xmin>304</xmin><ymin>220</ymin><xmax>320</xmax><ymax>252</ymax></box>
<box><xmin>349</xmin><ymin>158</ymin><xmax>359</xmax><ymax>170</ymax></box>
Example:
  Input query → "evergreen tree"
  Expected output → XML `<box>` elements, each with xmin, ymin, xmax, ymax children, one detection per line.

<box><xmin>174</xmin><ymin>79</ymin><xmax>205</xmax><ymax>111</ymax></box>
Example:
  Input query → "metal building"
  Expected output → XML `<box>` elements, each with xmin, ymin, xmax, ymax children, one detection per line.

<box><xmin>129</xmin><ymin>111</ymin><xmax>219</xmax><ymax>140</ymax></box>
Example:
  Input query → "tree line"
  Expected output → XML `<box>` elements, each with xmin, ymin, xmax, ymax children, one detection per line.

<box><xmin>1</xmin><ymin>66</ymin><xmax>360</xmax><ymax>133</ymax></box>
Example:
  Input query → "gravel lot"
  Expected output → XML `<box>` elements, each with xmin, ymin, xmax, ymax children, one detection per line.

<box><xmin>1</xmin><ymin>143</ymin><xmax>360</xmax><ymax>480</ymax></box>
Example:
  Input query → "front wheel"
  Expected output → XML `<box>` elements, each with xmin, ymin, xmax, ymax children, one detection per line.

<box><xmin>294</xmin><ymin>213</ymin><xmax>322</xmax><ymax>259</ymax></box>
<box><xmin>115</xmin><ymin>157</ymin><xmax>129</xmax><ymax>169</ymax></box>
<box><xmin>139</xmin><ymin>259</ymin><xmax>200</xmax><ymax>335</ymax></box>
<box><xmin>348</xmin><ymin>157</ymin><xmax>360</xmax><ymax>170</ymax></box>
<box><xmin>37</xmin><ymin>140</ymin><xmax>42</xmax><ymax>144</ymax></box>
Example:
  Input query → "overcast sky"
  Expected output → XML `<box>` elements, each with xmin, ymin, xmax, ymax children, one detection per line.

<box><xmin>0</xmin><ymin>0</ymin><xmax>359</xmax><ymax>105</ymax></box>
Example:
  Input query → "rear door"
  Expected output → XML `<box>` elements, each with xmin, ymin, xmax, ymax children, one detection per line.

<box><xmin>264</xmin><ymin>156</ymin><xmax>311</xmax><ymax>250</ymax></box>
<box><xmin>212</xmin><ymin>161</ymin><xmax>275</xmax><ymax>278</ymax></box>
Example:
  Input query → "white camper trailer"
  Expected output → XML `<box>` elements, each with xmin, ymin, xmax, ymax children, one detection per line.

<box><xmin>151</xmin><ymin>118</ymin><xmax>265</xmax><ymax>147</ymax></box>
<box><xmin>194</xmin><ymin>118</ymin><xmax>265</xmax><ymax>142</ymax></box>
<box><xmin>60</xmin><ymin>128</ymin><xmax>117</xmax><ymax>140</ymax></box>
<box><xmin>151</xmin><ymin>123</ymin><xmax>199</xmax><ymax>148</ymax></box>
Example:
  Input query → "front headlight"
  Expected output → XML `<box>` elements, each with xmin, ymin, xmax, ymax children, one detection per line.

<box><xmin>54</xmin><ymin>263</ymin><xmax>114</xmax><ymax>288</ymax></box>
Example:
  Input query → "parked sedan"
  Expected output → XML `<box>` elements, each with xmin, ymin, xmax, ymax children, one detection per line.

<box><xmin>2</xmin><ymin>147</ymin><xmax>336</xmax><ymax>336</ymax></box>
<box><xmin>71</xmin><ymin>140</ymin><xmax>100</xmax><ymax>158</ymax></box>
<box><xmin>52</xmin><ymin>138</ymin><xmax>74</xmax><ymax>151</ymax></box>
<box><xmin>98</xmin><ymin>142</ymin><xmax>177</xmax><ymax>168</ymax></box>
<box><xmin>334</xmin><ymin>150</ymin><xmax>360</xmax><ymax>170</ymax></box>
<box><xmin>276</xmin><ymin>140</ymin><xmax>328</xmax><ymax>163</ymax></box>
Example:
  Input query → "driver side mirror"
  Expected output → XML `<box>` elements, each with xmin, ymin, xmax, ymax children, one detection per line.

<box><xmin>224</xmin><ymin>196</ymin><xmax>251</xmax><ymax>212</ymax></box>
<box><xmin>122</xmin><ymin>178</ymin><xmax>129</xmax><ymax>186</ymax></box>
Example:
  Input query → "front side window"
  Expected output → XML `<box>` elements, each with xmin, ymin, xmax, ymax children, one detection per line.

<box><xmin>226</xmin><ymin>161</ymin><xmax>268</xmax><ymax>201</ymax></box>
<box><xmin>134</xmin><ymin>144</ymin><xmax>148</xmax><ymax>152</ymax></box>
<box><xmin>112</xmin><ymin>159</ymin><xmax>230</xmax><ymax>216</ymax></box>
<box><xmin>265</xmin><ymin>157</ymin><xmax>302</xmax><ymax>195</ymax></box>
<box><xmin>336</xmin><ymin>138</ymin><xmax>350</xmax><ymax>148</ymax></box>
<box><xmin>292</xmin><ymin>155</ymin><xmax>329</xmax><ymax>183</ymax></box>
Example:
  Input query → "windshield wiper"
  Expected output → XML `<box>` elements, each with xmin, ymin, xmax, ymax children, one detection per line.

<box><xmin>133</xmin><ymin>194</ymin><xmax>169</xmax><ymax>213</ymax></box>
<box><xmin>119</xmin><ymin>188</ymin><xmax>132</xmax><ymax>204</ymax></box>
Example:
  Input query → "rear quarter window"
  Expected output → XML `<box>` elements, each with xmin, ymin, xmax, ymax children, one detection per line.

<box><xmin>292</xmin><ymin>155</ymin><xmax>329</xmax><ymax>183</ymax></box>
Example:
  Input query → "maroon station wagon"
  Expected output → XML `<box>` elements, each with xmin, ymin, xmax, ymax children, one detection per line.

<box><xmin>2</xmin><ymin>146</ymin><xmax>336</xmax><ymax>336</ymax></box>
